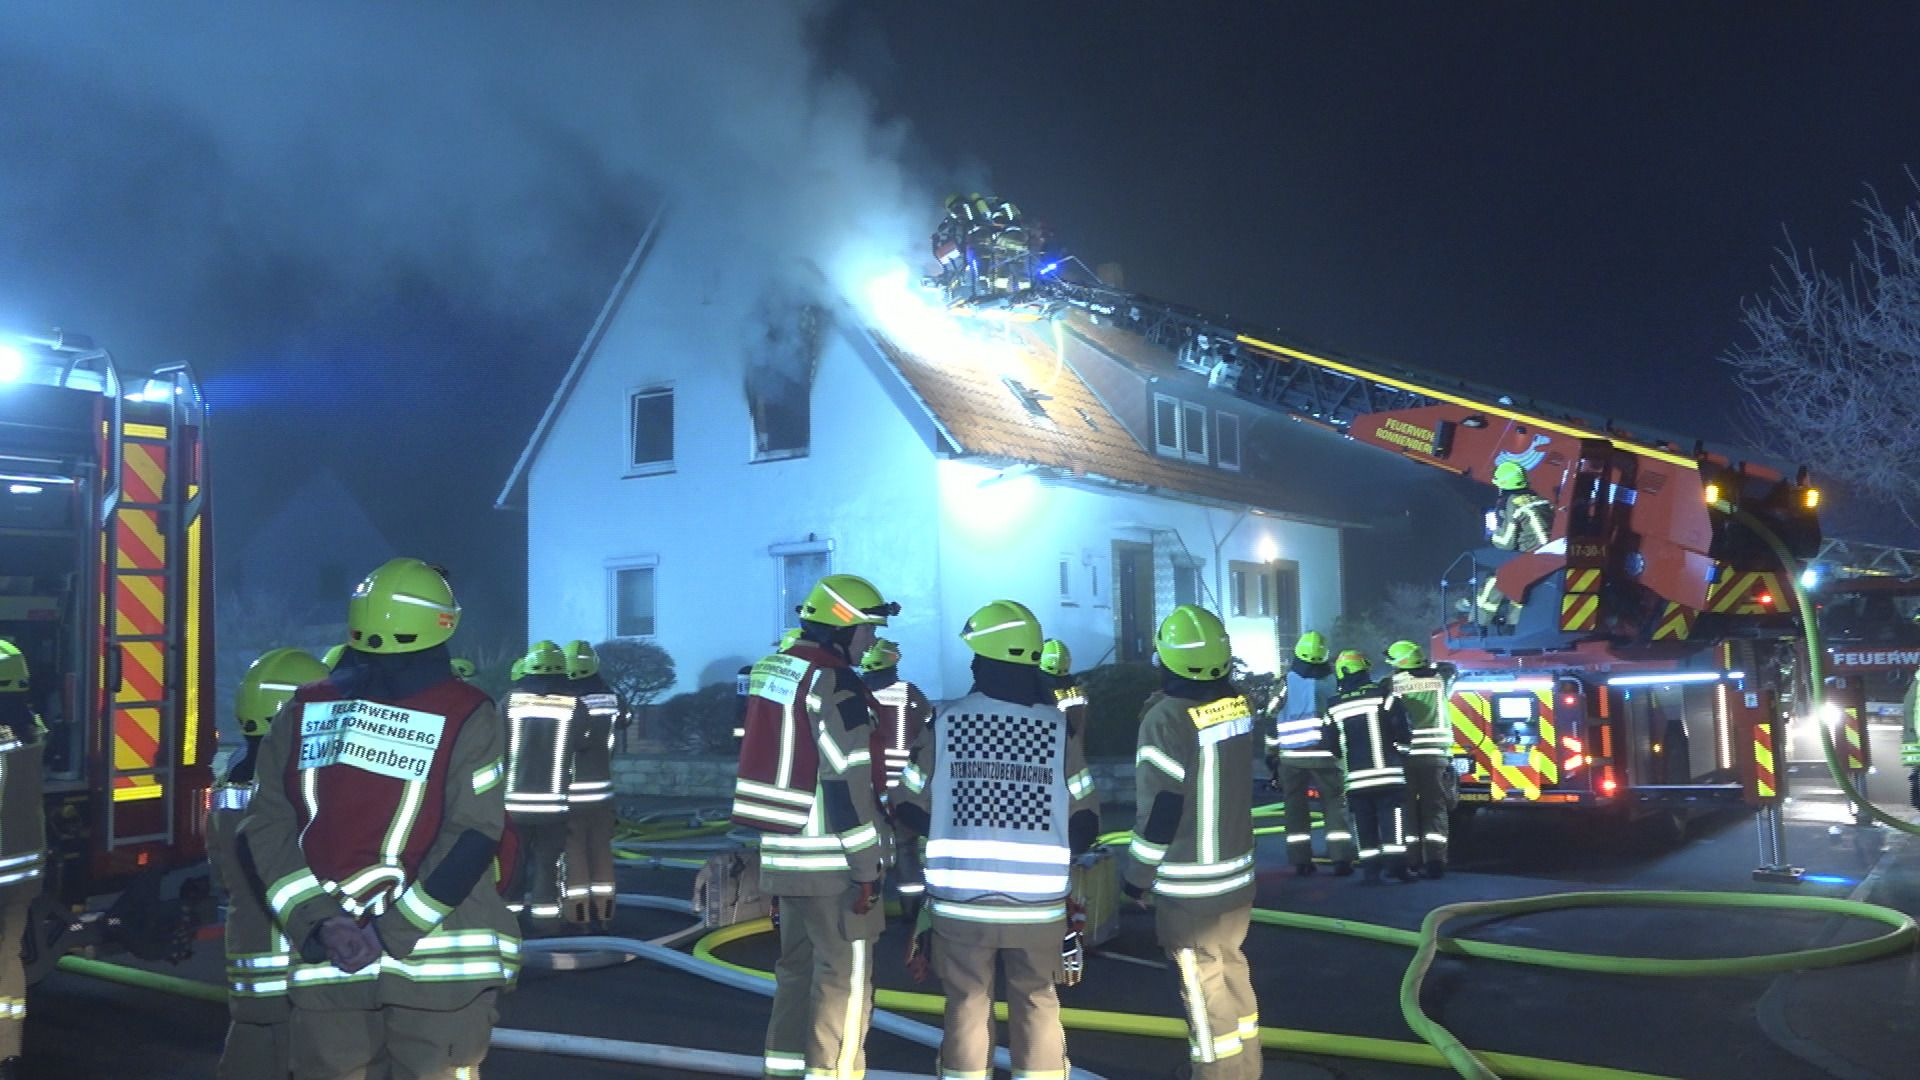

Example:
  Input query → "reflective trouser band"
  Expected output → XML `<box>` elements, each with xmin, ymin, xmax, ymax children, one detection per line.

<box><xmin>0</xmin><ymin>996</ymin><xmax>25</xmax><ymax>1021</ymax></box>
<box><xmin>764</xmin><ymin>1050</ymin><xmax>806</xmax><ymax>1076</ymax></box>
<box><xmin>930</xmin><ymin>899</ymin><xmax>1065</xmax><ymax>924</ymax></box>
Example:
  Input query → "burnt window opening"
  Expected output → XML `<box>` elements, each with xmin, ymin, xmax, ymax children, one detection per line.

<box><xmin>1002</xmin><ymin>377</ymin><xmax>1057</xmax><ymax>429</ymax></box>
<box><xmin>745</xmin><ymin>290</ymin><xmax>827</xmax><ymax>462</ymax></box>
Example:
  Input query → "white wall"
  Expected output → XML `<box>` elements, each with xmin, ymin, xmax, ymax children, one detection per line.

<box><xmin>929</xmin><ymin>458</ymin><xmax>1342</xmax><ymax>694</ymax></box>
<box><xmin>526</xmin><ymin>232</ymin><xmax>945</xmax><ymax>696</ymax></box>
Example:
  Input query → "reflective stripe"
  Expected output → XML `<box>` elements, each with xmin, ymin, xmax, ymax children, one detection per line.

<box><xmin>1157</xmin><ymin>853</ymin><xmax>1253</xmax><ymax>878</ymax></box>
<box><xmin>1137</xmin><ymin>745</ymin><xmax>1186</xmax><ymax>782</ymax></box>
<box><xmin>1325</xmin><ymin>831</ymin><xmax>1352</xmax><ymax>842</ymax></box>
<box><xmin>212</xmin><ymin>784</ymin><xmax>252</xmax><ymax>811</ymax></box>
<box><xmin>930</xmin><ymin>899</ymin><xmax>1066</xmax><ymax>924</ymax></box>
<box><xmin>764</xmin><ymin>833</ymin><xmax>846</xmax><ymax>851</ymax></box>
<box><xmin>765</xmin><ymin>1052</ymin><xmax>807</xmax><ymax>1077</ymax></box>
<box><xmin>899</xmin><ymin>763</ymin><xmax>928</xmax><ymax>794</ymax></box>
<box><xmin>472</xmin><ymin>759</ymin><xmax>504</xmax><ymax>795</ymax></box>
<box><xmin>838</xmin><ymin>940</ymin><xmax>868</xmax><ymax>1077</ymax></box>
<box><xmin>839</xmin><ymin>822</ymin><xmax>880</xmax><ymax>853</ymax></box>
<box><xmin>924</xmin><ymin>867</ymin><xmax>1071</xmax><ymax>896</ymax></box>
<box><xmin>926</xmin><ymin>838</ymin><xmax>1070</xmax><ymax>866</ymax></box>
<box><xmin>1176</xmin><ymin>948</ymin><xmax>1214</xmax><ymax>1062</ymax></box>
<box><xmin>1129</xmin><ymin>837</ymin><xmax>1167</xmax><ymax>866</ymax></box>
<box><xmin>268</xmin><ymin>870</ymin><xmax>326</xmax><ymax>919</ymax></box>
<box><xmin>759</xmin><ymin>852</ymin><xmax>850</xmax><ymax>872</ymax></box>
<box><xmin>1066</xmin><ymin>769</ymin><xmax>1094</xmax><ymax>799</ymax></box>
<box><xmin>395</xmin><ymin>882</ymin><xmax>452</xmax><ymax>933</ymax></box>
<box><xmin>736</xmin><ymin>778</ymin><xmax>815</xmax><ymax>808</ymax></box>
<box><xmin>1154</xmin><ymin>870</ymin><xmax>1255</xmax><ymax>897</ymax></box>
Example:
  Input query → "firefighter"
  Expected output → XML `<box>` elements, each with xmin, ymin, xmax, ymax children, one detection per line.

<box><xmin>1474</xmin><ymin>461</ymin><xmax>1555</xmax><ymax>628</ymax></box>
<box><xmin>0</xmin><ymin>641</ymin><xmax>45</xmax><ymax>1080</ymax></box>
<box><xmin>322</xmin><ymin>644</ymin><xmax>347</xmax><ymax>670</ymax></box>
<box><xmin>1269</xmin><ymin>630</ymin><xmax>1355</xmax><ymax>876</ymax></box>
<box><xmin>1326</xmin><ymin>650</ymin><xmax>1416</xmax><ymax>883</ymax></box>
<box><xmin>1123</xmin><ymin>606</ymin><xmax>1261</xmax><ymax>1080</ymax></box>
<box><xmin>213</xmin><ymin>647</ymin><xmax>330</xmax><ymax>1080</ymax></box>
<box><xmin>245</xmin><ymin>558</ymin><xmax>515</xmax><ymax>1080</ymax></box>
<box><xmin>1039</xmin><ymin>638</ymin><xmax>1089</xmax><ymax>751</ymax></box>
<box><xmin>1379</xmin><ymin>640</ymin><xmax>1456</xmax><ymax>878</ymax></box>
<box><xmin>737</xmin><ymin>629</ymin><xmax>804</xmax><ymax>745</ymax></box>
<box><xmin>891</xmin><ymin>600</ymin><xmax>1099</xmax><ymax>1080</ymax></box>
<box><xmin>1904</xmin><ymin>666</ymin><xmax>1919</xmax><ymax>810</ymax></box>
<box><xmin>737</xmin><ymin>574</ymin><xmax>898</xmax><ymax>1080</ymax></box>
<box><xmin>561</xmin><ymin>640</ymin><xmax>621</xmax><ymax>933</ymax></box>
<box><xmin>858</xmin><ymin>636</ymin><xmax>931</xmax><ymax>910</ymax></box>
<box><xmin>504</xmin><ymin>640</ymin><xmax>580</xmax><ymax>932</ymax></box>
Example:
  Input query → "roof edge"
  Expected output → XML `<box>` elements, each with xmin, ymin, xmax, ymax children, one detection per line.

<box><xmin>494</xmin><ymin>205</ymin><xmax>668</xmax><ymax>510</ymax></box>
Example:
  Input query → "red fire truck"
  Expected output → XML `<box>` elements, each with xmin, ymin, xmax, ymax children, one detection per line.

<box><xmin>0</xmin><ymin>329</ymin><xmax>216</xmax><ymax>969</ymax></box>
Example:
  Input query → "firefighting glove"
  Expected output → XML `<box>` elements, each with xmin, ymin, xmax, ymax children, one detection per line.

<box><xmin>850</xmin><ymin>880</ymin><xmax>879</xmax><ymax>916</ymax></box>
<box><xmin>1265</xmin><ymin>753</ymin><xmax>1281</xmax><ymax>788</ymax></box>
<box><xmin>317</xmin><ymin>916</ymin><xmax>380</xmax><ymax>974</ymax></box>
<box><xmin>904</xmin><ymin>903</ymin><xmax>935</xmax><ymax>983</ymax></box>
<box><xmin>1060</xmin><ymin>899</ymin><xmax>1088</xmax><ymax>987</ymax></box>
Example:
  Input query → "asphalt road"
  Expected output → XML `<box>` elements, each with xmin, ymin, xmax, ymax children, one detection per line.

<box><xmin>26</xmin><ymin>728</ymin><xmax>1920</xmax><ymax>1079</ymax></box>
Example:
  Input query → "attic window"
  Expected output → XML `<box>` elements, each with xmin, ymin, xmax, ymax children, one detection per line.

<box><xmin>745</xmin><ymin>292</ymin><xmax>826</xmax><ymax>463</ymax></box>
<box><xmin>1074</xmin><ymin>407</ymin><xmax>1100</xmax><ymax>431</ymax></box>
<box><xmin>1001</xmin><ymin>377</ymin><xmax>1057</xmax><ymax>428</ymax></box>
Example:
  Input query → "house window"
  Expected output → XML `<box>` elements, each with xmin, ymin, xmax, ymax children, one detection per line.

<box><xmin>1086</xmin><ymin>551</ymin><xmax>1111</xmax><ymax>609</ymax></box>
<box><xmin>629</xmin><ymin>387</ymin><xmax>674</xmax><ymax>473</ymax></box>
<box><xmin>773</xmin><ymin>542</ymin><xmax>832</xmax><ymax>632</ymax></box>
<box><xmin>609</xmin><ymin>561</ymin><xmax>658</xmax><ymax>638</ymax></box>
<box><xmin>1153</xmin><ymin>394</ymin><xmax>1181</xmax><ymax>457</ymax></box>
<box><xmin>1173</xmin><ymin>558</ymin><xmax>1202</xmax><ymax>608</ymax></box>
<box><xmin>1228</xmin><ymin>559</ymin><xmax>1301</xmax><ymax>637</ymax></box>
<box><xmin>1229</xmin><ymin>565</ymin><xmax>1250</xmax><ymax>617</ymax></box>
<box><xmin>749</xmin><ymin>391</ymin><xmax>810</xmax><ymax>462</ymax></box>
<box><xmin>1271</xmin><ymin>560</ymin><xmax>1302</xmax><ymax>644</ymax></box>
<box><xmin>1059</xmin><ymin>555</ymin><xmax>1076</xmax><ymax>606</ymax></box>
<box><xmin>1217</xmin><ymin>412</ymin><xmax>1241</xmax><ymax>471</ymax></box>
<box><xmin>1182</xmin><ymin>402</ymin><xmax>1208</xmax><ymax>463</ymax></box>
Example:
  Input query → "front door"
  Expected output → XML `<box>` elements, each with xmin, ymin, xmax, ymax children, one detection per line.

<box><xmin>1114</xmin><ymin>541</ymin><xmax>1155</xmax><ymax>662</ymax></box>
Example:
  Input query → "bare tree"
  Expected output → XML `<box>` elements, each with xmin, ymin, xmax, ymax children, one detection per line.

<box><xmin>1725</xmin><ymin>181</ymin><xmax>1920</xmax><ymax>530</ymax></box>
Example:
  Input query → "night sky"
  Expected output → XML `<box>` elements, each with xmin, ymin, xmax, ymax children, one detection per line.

<box><xmin>4</xmin><ymin>2</ymin><xmax>1918</xmax><ymax>639</ymax></box>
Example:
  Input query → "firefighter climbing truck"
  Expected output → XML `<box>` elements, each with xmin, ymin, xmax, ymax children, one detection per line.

<box><xmin>0</xmin><ymin>330</ymin><xmax>216</xmax><ymax>969</ymax></box>
<box><xmin>926</xmin><ymin>198</ymin><xmax>1828</xmax><ymax>824</ymax></box>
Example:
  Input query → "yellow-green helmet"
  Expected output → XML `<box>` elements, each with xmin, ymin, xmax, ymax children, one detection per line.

<box><xmin>522</xmin><ymin>640</ymin><xmax>567</xmax><ymax>677</ymax></box>
<box><xmin>347</xmin><ymin>558</ymin><xmax>459</xmax><ymax>654</ymax></box>
<box><xmin>563</xmin><ymin>639</ymin><xmax>600</xmax><ymax>679</ymax></box>
<box><xmin>322</xmin><ymin>644</ymin><xmax>347</xmax><ymax>670</ymax></box>
<box><xmin>859</xmin><ymin>638</ymin><xmax>901</xmax><ymax>673</ymax></box>
<box><xmin>797</xmin><ymin>574</ymin><xmax>897</xmax><ymax>627</ymax></box>
<box><xmin>1334</xmin><ymin>649</ymin><xmax>1371</xmax><ymax>681</ymax></box>
<box><xmin>1156</xmin><ymin>605</ymin><xmax>1231</xmax><ymax>679</ymax></box>
<box><xmin>1386</xmin><ymin>640</ymin><xmax>1427</xmax><ymax>670</ymax></box>
<box><xmin>450</xmin><ymin>657</ymin><xmax>476</xmax><ymax>679</ymax></box>
<box><xmin>961</xmin><ymin>599</ymin><xmax>1044</xmax><ymax>665</ymax></box>
<box><xmin>1039</xmin><ymin>639</ymin><xmax>1072</xmax><ymax>677</ymax></box>
<box><xmin>0</xmin><ymin>641</ymin><xmax>27</xmax><ymax>693</ymax></box>
<box><xmin>1492</xmin><ymin>461</ymin><xmax>1529</xmax><ymax>491</ymax></box>
<box><xmin>509</xmin><ymin>657</ymin><xmax>526</xmax><ymax>681</ymax></box>
<box><xmin>1294</xmin><ymin>631</ymin><xmax>1330</xmax><ymax>665</ymax></box>
<box><xmin>776</xmin><ymin>627</ymin><xmax>804</xmax><ymax>651</ymax></box>
<box><xmin>236</xmin><ymin>648</ymin><xmax>329</xmax><ymax>738</ymax></box>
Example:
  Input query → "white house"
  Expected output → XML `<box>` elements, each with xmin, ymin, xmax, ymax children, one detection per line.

<box><xmin>497</xmin><ymin>221</ymin><xmax>1365</xmax><ymax>699</ymax></box>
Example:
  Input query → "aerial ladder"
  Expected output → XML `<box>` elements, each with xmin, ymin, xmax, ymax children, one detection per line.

<box><xmin>927</xmin><ymin>203</ymin><xmax>1830</xmax><ymax>822</ymax></box>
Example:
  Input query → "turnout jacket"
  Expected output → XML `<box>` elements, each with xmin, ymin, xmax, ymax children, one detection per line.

<box><xmin>1325</xmin><ymin>681</ymin><xmax>1413</xmax><ymax>792</ymax></box>
<box><xmin>1268</xmin><ymin>659</ymin><xmax>1337</xmax><ymax>761</ymax></box>
<box><xmin>754</xmin><ymin>646</ymin><xmax>888</xmax><ymax>897</ymax></box>
<box><xmin>862</xmin><ymin>667</ymin><xmax>931</xmax><ymax>793</ymax></box>
<box><xmin>248</xmin><ymin>655</ymin><xmax>517</xmax><ymax>1010</ymax></box>
<box><xmin>1379</xmin><ymin>664</ymin><xmax>1454</xmax><ymax>762</ymax></box>
<box><xmin>567</xmin><ymin>673</ymin><xmax>621</xmax><ymax>807</ymax></box>
<box><xmin>1492</xmin><ymin>491</ymin><xmax>1554</xmax><ymax>553</ymax></box>
<box><xmin>0</xmin><ymin>698</ymin><xmax>45</xmax><ymax>896</ymax></box>
<box><xmin>502</xmin><ymin>675</ymin><xmax>581</xmax><ymax>818</ymax></box>
<box><xmin>894</xmin><ymin>690</ymin><xmax>1097</xmax><ymax>926</ymax></box>
<box><xmin>1124</xmin><ymin>679</ymin><xmax>1257</xmax><ymax>913</ymax></box>
<box><xmin>209</xmin><ymin>745</ymin><xmax>291</xmax><ymax>1020</ymax></box>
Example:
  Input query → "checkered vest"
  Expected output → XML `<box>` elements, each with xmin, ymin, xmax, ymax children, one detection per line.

<box><xmin>923</xmin><ymin>693</ymin><xmax>1072</xmax><ymax>906</ymax></box>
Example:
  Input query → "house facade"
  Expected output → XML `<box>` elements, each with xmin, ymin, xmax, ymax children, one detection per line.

<box><xmin>499</xmin><ymin>224</ymin><xmax>1359</xmax><ymax>699</ymax></box>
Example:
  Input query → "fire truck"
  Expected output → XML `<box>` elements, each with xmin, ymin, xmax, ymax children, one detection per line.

<box><xmin>0</xmin><ymin>330</ymin><xmax>216</xmax><ymax>969</ymax></box>
<box><xmin>926</xmin><ymin>202</ymin><xmax>1835</xmax><ymax>826</ymax></box>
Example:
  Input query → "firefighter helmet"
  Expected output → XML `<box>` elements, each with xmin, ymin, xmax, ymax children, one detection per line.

<box><xmin>1039</xmin><ymin>639</ymin><xmax>1072</xmax><ymax>677</ymax></box>
<box><xmin>347</xmin><ymin>558</ymin><xmax>459</xmax><ymax>654</ymax></box>
<box><xmin>1294</xmin><ymin>631</ymin><xmax>1330</xmax><ymax>665</ymax></box>
<box><xmin>563</xmin><ymin>639</ymin><xmax>600</xmax><ymax>679</ymax></box>
<box><xmin>0</xmin><ymin>640</ymin><xmax>27</xmax><ymax>693</ymax></box>
<box><xmin>236</xmin><ymin>648</ymin><xmax>329</xmax><ymax>738</ymax></box>
<box><xmin>322</xmin><ymin>644</ymin><xmax>347</xmax><ymax>670</ymax></box>
<box><xmin>509</xmin><ymin>658</ymin><xmax>526</xmax><ymax>681</ymax></box>
<box><xmin>522</xmin><ymin>640</ymin><xmax>567</xmax><ymax>677</ymax></box>
<box><xmin>1156</xmin><ymin>605</ymin><xmax>1231</xmax><ymax>680</ymax></box>
<box><xmin>1386</xmin><ymin>640</ymin><xmax>1427</xmax><ymax>669</ymax></box>
<box><xmin>776</xmin><ymin>627</ymin><xmax>803</xmax><ymax>651</ymax></box>
<box><xmin>450</xmin><ymin>657</ymin><xmax>476</xmax><ymax>679</ymax></box>
<box><xmin>1492</xmin><ymin>461</ymin><xmax>1529</xmax><ymax>491</ymax></box>
<box><xmin>797</xmin><ymin>574</ymin><xmax>897</xmax><ymax>627</ymax></box>
<box><xmin>961</xmin><ymin>600</ymin><xmax>1044</xmax><ymax>665</ymax></box>
<box><xmin>859</xmin><ymin>638</ymin><xmax>901</xmax><ymax>673</ymax></box>
<box><xmin>1335</xmin><ymin>649</ymin><xmax>1371</xmax><ymax>681</ymax></box>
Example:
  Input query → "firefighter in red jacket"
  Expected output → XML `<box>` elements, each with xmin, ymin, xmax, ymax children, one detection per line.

<box><xmin>733</xmin><ymin>573</ymin><xmax>897</xmax><ymax>1080</ymax></box>
<box><xmin>246</xmin><ymin>558</ymin><xmax>515</xmax><ymax>1079</ymax></box>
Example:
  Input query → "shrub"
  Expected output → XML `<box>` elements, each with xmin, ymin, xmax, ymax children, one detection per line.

<box><xmin>596</xmin><ymin>639</ymin><xmax>676</xmax><ymax>709</ymax></box>
<box><xmin>654</xmin><ymin>682</ymin><xmax>738</xmax><ymax>755</ymax></box>
<box><xmin>1079</xmin><ymin>662</ymin><xmax>1159</xmax><ymax>760</ymax></box>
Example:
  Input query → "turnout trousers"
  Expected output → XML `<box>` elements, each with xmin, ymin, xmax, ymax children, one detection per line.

<box><xmin>0</xmin><ymin>891</ymin><xmax>28</xmax><ymax>1061</ymax></box>
<box><xmin>763</xmin><ymin>888</ymin><xmax>883</xmax><ymax>1079</ymax></box>
<box><xmin>290</xmin><ymin>989</ymin><xmax>496</xmax><ymax>1080</ymax></box>
<box><xmin>219</xmin><ymin>1018</ymin><xmax>292</xmax><ymax>1080</ymax></box>
<box><xmin>563</xmin><ymin>801</ymin><xmax>618</xmax><ymax>925</ymax></box>
<box><xmin>508</xmin><ymin>814</ymin><xmax>570</xmax><ymax>924</ymax></box>
<box><xmin>1277</xmin><ymin>759</ymin><xmax>1355</xmax><ymax>867</ymax></box>
<box><xmin>930</xmin><ymin>914</ymin><xmax>1069</xmax><ymax>1080</ymax></box>
<box><xmin>1403</xmin><ymin>762</ymin><xmax>1453</xmax><ymax>868</ymax></box>
<box><xmin>1348</xmin><ymin>785</ymin><xmax>1408</xmax><ymax>873</ymax></box>
<box><xmin>1157</xmin><ymin>901</ymin><xmax>1260</xmax><ymax>1079</ymax></box>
